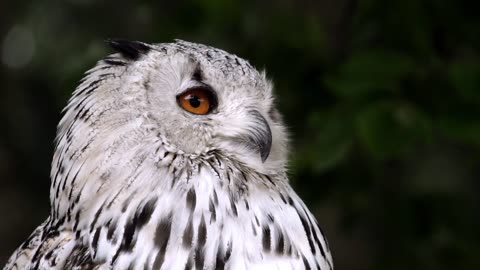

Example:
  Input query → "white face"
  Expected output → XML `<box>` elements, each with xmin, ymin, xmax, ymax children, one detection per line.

<box><xmin>116</xmin><ymin>42</ymin><xmax>288</xmax><ymax>172</ymax></box>
<box><xmin>55</xmin><ymin>40</ymin><xmax>289</xmax><ymax>200</ymax></box>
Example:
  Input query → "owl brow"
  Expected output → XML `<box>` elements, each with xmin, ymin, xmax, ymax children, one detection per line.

<box><xmin>192</xmin><ymin>64</ymin><xmax>203</xmax><ymax>82</ymax></box>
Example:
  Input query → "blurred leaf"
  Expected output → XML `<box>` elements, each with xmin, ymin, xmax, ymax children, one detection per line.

<box><xmin>449</xmin><ymin>61</ymin><xmax>480</xmax><ymax>102</ymax></box>
<box><xmin>355</xmin><ymin>101</ymin><xmax>431</xmax><ymax>159</ymax></box>
<box><xmin>437</xmin><ymin>109</ymin><xmax>480</xmax><ymax>147</ymax></box>
<box><xmin>325</xmin><ymin>50</ymin><xmax>415</xmax><ymax>99</ymax></box>
<box><xmin>296</xmin><ymin>110</ymin><xmax>354</xmax><ymax>172</ymax></box>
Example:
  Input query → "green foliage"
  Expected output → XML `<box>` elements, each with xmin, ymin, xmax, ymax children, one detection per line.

<box><xmin>300</xmin><ymin>110</ymin><xmax>353</xmax><ymax>172</ymax></box>
<box><xmin>356</xmin><ymin>101</ymin><xmax>431</xmax><ymax>159</ymax></box>
<box><xmin>326</xmin><ymin>50</ymin><xmax>415</xmax><ymax>99</ymax></box>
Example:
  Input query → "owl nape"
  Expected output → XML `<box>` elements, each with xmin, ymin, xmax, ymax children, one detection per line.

<box><xmin>4</xmin><ymin>40</ymin><xmax>333</xmax><ymax>270</ymax></box>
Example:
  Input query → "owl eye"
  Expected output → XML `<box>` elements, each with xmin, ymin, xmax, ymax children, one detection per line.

<box><xmin>177</xmin><ymin>87</ymin><xmax>217</xmax><ymax>115</ymax></box>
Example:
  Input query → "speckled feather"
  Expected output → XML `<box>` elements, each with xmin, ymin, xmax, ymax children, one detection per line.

<box><xmin>4</xmin><ymin>40</ymin><xmax>333</xmax><ymax>270</ymax></box>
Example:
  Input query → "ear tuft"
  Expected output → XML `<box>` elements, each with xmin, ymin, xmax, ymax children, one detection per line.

<box><xmin>106</xmin><ymin>39</ymin><xmax>150</xmax><ymax>60</ymax></box>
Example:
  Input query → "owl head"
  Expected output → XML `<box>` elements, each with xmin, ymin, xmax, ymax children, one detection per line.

<box><xmin>57</xmin><ymin>40</ymin><xmax>288</xmax><ymax>178</ymax></box>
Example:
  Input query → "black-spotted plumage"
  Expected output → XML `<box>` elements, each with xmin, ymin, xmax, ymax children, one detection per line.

<box><xmin>4</xmin><ymin>40</ymin><xmax>333</xmax><ymax>270</ymax></box>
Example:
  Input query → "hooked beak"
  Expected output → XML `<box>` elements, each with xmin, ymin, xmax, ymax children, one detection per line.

<box><xmin>244</xmin><ymin>110</ymin><xmax>272</xmax><ymax>162</ymax></box>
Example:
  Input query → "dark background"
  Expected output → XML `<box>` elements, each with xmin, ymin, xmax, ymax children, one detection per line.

<box><xmin>1</xmin><ymin>0</ymin><xmax>479</xmax><ymax>269</ymax></box>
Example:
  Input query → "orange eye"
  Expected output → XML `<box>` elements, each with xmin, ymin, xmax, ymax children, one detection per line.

<box><xmin>177</xmin><ymin>87</ymin><xmax>217</xmax><ymax>115</ymax></box>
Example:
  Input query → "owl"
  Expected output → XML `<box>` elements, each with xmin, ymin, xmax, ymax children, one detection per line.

<box><xmin>4</xmin><ymin>40</ymin><xmax>333</xmax><ymax>270</ymax></box>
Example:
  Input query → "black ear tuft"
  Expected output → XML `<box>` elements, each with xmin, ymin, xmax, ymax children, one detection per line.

<box><xmin>106</xmin><ymin>39</ymin><xmax>150</xmax><ymax>60</ymax></box>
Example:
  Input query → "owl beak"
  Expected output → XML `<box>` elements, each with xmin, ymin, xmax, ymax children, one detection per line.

<box><xmin>246</xmin><ymin>110</ymin><xmax>272</xmax><ymax>162</ymax></box>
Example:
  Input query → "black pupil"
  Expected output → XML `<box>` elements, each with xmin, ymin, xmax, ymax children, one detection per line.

<box><xmin>188</xmin><ymin>95</ymin><xmax>201</xmax><ymax>108</ymax></box>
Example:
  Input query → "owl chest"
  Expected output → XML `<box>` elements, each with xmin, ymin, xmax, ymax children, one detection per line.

<box><xmin>82</xmin><ymin>163</ymin><xmax>309</xmax><ymax>269</ymax></box>
<box><xmin>104</xmin><ymin>194</ymin><xmax>301</xmax><ymax>270</ymax></box>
